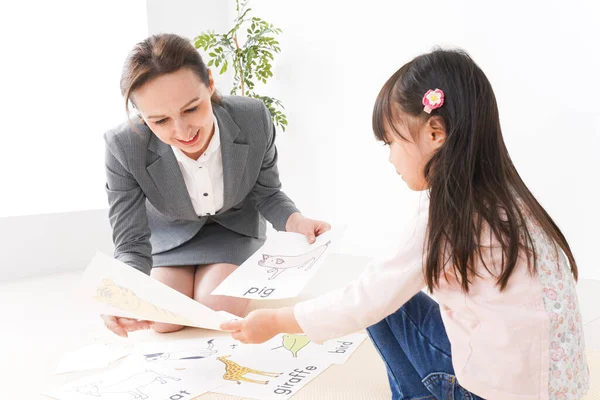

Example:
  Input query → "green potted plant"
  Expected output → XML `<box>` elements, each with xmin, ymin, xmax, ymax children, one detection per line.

<box><xmin>193</xmin><ymin>0</ymin><xmax>287</xmax><ymax>131</ymax></box>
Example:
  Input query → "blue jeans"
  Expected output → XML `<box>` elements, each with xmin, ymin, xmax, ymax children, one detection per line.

<box><xmin>366</xmin><ymin>291</ymin><xmax>484</xmax><ymax>400</ymax></box>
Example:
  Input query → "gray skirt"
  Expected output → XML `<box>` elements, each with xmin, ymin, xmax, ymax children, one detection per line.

<box><xmin>152</xmin><ymin>221</ymin><xmax>265</xmax><ymax>268</ymax></box>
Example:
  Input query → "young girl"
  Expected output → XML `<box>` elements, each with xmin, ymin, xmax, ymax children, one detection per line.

<box><xmin>222</xmin><ymin>49</ymin><xmax>590</xmax><ymax>399</ymax></box>
<box><xmin>101</xmin><ymin>33</ymin><xmax>329</xmax><ymax>337</ymax></box>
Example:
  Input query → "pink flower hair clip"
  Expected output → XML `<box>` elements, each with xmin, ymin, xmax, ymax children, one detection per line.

<box><xmin>422</xmin><ymin>88</ymin><xmax>445</xmax><ymax>114</ymax></box>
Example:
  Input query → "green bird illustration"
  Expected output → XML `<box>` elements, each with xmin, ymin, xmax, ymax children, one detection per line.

<box><xmin>272</xmin><ymin>334</ymin><xmax>311</xmax><ymax>357</ymax></box>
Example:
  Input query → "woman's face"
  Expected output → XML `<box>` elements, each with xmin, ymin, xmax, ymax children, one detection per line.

<box><xmin>133</xmin><ymin>68</ymin><xmax>215</xmax><ymax>160</ymax></box>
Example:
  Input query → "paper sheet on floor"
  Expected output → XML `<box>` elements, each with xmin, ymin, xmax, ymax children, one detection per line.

<box><xmin>198</xmin><ymin>350</ymin><xmax>332</xmax><ymax>400</ymax></box>
<box><xmin>211</xmin><ymin>228</ymin><xmax>345</xmax><ymax>299</ymax></box>
<box><xmin>55</xmin><ymin>342</ymin><xmax>132</xmax><ymax>374</ymax></box>
<box><xmin>46</xmin><ymin>359</ymin><xmax>222</xmax><ymax>400</ymax></box>
<box><xmin>81</xmin><ymin>252</ymin><xmax>236</xmax><ymax>330</ymax></box>
<box><xmin>126</xmin><ymin>332</ymin><xmax>366</xmax><ymax>370</ymax></box>
<box><xmin>207</xmin><ymin>332</ymin><xmax>367</xmax><ymax>399</ymax></box>
<box><xmin>264</xmin><ymin>332</ymin><xmax>368</xmax><ymax>365</ymax></box>
<box><xmin>128</xmin><ymin>335</ymin><xmax>246</xmax><ymax>370</ymax></box>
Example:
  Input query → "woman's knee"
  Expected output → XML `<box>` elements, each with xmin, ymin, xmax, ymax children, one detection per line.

<box><xmin>195</xmin><ymin>292</ymin><xmax>251</xmax><ymax>317</ymax></box>
<box><xmin>193</xmin><ymin>263</ymin><xmax>250</xmax><ymax>317</ymax></box>
<box><xmin>150</xmin><ymin>265</ymin><xmax>196</xmax><ymax>298</ymax></box>
<box><xmin>151</xmin><ymin>322</ymin><xmax>185</xmax><ymax>334</ymax></box>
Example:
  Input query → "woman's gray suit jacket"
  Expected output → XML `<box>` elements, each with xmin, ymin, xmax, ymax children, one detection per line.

<box><xmin>104</xmin><ymin>96</ymin><xmax>299</xmax><ymax>274</ymax></box>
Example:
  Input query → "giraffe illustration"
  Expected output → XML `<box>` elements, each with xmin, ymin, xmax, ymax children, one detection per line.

<box><xmin>217</xmin><ymin>355</ymin><xmax>282</xmax><ymax>385</ymax></box>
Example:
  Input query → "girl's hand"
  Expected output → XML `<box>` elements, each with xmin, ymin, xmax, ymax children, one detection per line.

<box><xmin>286</xmin><ymin>213</ymin><xmax>331</xmax><ymax>244</ymax></box>
<box><xmin>220</xmin><ymin>307</ymin><xmax>303</xmax><ymax>344</ymax></box>
<box><xmin>100</xmin><ymin>314</ymin><xmax>152</xmax><ymax>338</ymax></box>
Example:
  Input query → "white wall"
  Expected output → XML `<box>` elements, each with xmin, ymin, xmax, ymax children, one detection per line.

<box><xmin>146</xmin><ymin>0</ymin><xmax>238</xmax><ymax>97</ymax></box>
<box><xmin>0</xmin><ymin>1</ymin><xmax>147</xmax><ymax>280</ymax></box>
<box><xmin>0</xmin><ymin>1</ymin><xmax>148</xmax><ymax>217</ymax></box>
<box><xmin>0</xmin><ymin>210</ymin><xmax>114</xmax><ymax>281</ymax></box>
<box><xmin>147</xmin><ymin>0</ymin><xmax>600</xmax><ymax>279</ymax></box>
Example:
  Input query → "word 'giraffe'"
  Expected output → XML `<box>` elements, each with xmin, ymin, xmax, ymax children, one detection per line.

<box><xmin>217</xmin><ymin>355</ymin><xmax>282</xmax><ymax>385</ymax></box>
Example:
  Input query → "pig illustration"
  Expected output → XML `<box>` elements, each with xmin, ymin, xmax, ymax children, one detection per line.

<box><xmin>258</xmin><ymin>240</ymin><xmax>331</xmax><ymax>280</ymax></box>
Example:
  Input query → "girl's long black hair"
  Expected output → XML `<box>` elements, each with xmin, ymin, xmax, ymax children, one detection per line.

<box><xmin>373</xmin><ymin>49</ymin><xmax>577</xmax><ymax>291</ymax></box>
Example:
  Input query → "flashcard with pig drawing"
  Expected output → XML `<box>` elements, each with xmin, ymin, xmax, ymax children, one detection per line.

<box><xmin>211</xmin><ymin>228</ymin><xmax>344</xmax><ymax>300</ymax></box>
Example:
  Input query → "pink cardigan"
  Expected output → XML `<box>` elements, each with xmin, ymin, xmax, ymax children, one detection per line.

<box><xmin>295</xmin><ymin>196</ymin><xmax>589</xmax><ymax>400</ymax></box>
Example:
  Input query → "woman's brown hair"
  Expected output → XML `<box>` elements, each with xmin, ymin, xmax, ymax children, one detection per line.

<box><xmin>120</xmin><ymin>33</ymin><xmax>221</xmax><ymax>118</ymax></box>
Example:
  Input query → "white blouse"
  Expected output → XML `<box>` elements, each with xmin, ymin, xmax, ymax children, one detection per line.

<box><xmin>171</xmin><ymin>115</ymin><xmax>224</xmax><ymax>216</ymax></box>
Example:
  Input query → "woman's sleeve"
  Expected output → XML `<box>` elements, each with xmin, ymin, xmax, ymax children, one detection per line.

<box><xmin>248</xmin><ymin>103</ymin><xmax>300</xmax><ymax>231</ymax></box>
<box><xmin>104</xmin><ymin>133</ymin><xmax>153</xmax><ymax>275</ymax></box>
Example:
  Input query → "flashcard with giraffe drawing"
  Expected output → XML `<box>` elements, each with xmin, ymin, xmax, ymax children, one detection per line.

<box><xmin>208</xmin><ymin>351</ymin><xmax>332</xmax><ymax>400</ymax></box>
<box><xmin>211</xmin><ymin>227</ymin><xmax>345</xmax><ymax>299</ymax></box>
<box><xmin>47</xmin><ymin>360</ymin><xmax>223</xmax><ymax>400</ymax></box>
<box><xmin>81</xmin><ymin>252</ymin><xmax>237</xmax><ymax>330</ymax></box>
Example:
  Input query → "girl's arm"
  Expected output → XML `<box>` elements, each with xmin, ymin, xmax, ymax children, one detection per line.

<box><xmin>221</xmin><ymin>307</ymin><xmax>302</xmax><ymax>344</ymax></box>
<box><xmin>222</xmin><ymin>198</ymin><xmax>430</xmax><ymax>345</ymax></box>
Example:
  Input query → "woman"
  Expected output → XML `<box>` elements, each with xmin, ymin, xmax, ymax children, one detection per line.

<box><xmin>102</xmin><ymin>33</ymin><xmax>330</xmax><ymax>337</ymax></box>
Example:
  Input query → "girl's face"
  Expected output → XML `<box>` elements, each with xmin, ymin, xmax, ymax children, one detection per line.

<box><xmin>133</xmin><ymin>68</ymin><xmax>215</xmax><ymax>160</ymax></box>
<box><xmin>386</xmin><ymin>117</ymin><xmax>446</xmax><ymax>191</ymax></box>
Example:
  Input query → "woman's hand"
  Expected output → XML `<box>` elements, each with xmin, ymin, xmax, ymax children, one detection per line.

<box><xmin>100</xmin><ymin>314</ymin><xmax>152</xmax><ymax>338</ymax></box>
<box><xmin>220</xmin><ymin>307</ymin><xmax>303</xmax><ymax>344</ymax></box>
<box><xmin>285</xmin><ymin>213</ymin><xmax>331</xmax><ymax>244</ymax></box>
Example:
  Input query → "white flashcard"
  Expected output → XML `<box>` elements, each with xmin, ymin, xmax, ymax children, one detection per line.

<box><xmin>265</xmin><ymin>332</ymin><xmax>368</xmax><ymax>365</ymax></box>
<box><xmin>211</xmin><ymin>228</ymin><xmax>345</xmax><ymax>300</ymax></box>
<box><xmin>81</xmin><ymin>252</ymin><xmax>236</xmax><ymax>330</ymax></box>
<box><xmin>129</xmin><ymin>335</ymin><xmax>246</xmax><ymax>370</ymax></box>
<box><xmin>204</xmin><ymin>351</ymin><xmax>331</xmax><ymax>400</ymax></box>
<box><xmin>55</xmin><ymin>342</ymin><xmax>132</xmax><ymax>375</ymax></box>
<box><xmin>47</xmin><ymin>361</ymin><xmax>222</xmax><ymax>400</ymax></box>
